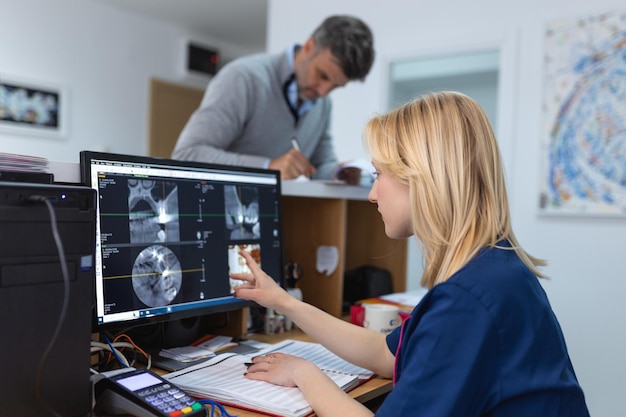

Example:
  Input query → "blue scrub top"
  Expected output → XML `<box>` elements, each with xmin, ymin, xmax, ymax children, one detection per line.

<box><xmin>378</xmin><ymin>243</ymin><xmax>590</xmax><ymax>417</ymax></box>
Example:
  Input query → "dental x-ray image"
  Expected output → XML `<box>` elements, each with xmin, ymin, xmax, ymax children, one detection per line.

<box><xmin>128</xmin><ymin>178</ymin><xmax>180</xmax><ymax>243</ymax></box>
<box><xmin>132</xmin><ymin>244</ymin><xmax>183</xmax><ymax>307</ymax></box>
<box><xmin>127</xmin><ymin>178</ymin><xmax>183</xmax><ymax>307</ymax></box>
<box><xmin>224</xmin><ymin>185</ymin><xmax>260</xmax><ymax>240</ymax></box>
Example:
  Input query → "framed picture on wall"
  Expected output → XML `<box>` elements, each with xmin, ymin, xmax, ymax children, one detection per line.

<box><xmin>540</xmin><ymin>10</ymin><xmax>626</xmax><ymax>216</ymax></box>
<box><xmin>0</xmin><ymin>74</ymin><xmax>67</xmax><ymax>138</ymax></box>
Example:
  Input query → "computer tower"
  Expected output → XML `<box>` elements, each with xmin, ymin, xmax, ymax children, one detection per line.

<box><xmin>0</xmin><ymin>182</ymin><xmax>96</xmax><ymax>417</ymax></box>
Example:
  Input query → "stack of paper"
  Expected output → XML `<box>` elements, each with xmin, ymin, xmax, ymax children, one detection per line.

<box><xmin>0</xmin><ymin>152</ymin><xmax>48</xmax><ymax>172</ymax></box>
<box><xmin>378</xmin><ymin>289</ymin><xmax>428</xmax><ymax>307</ymax></box>
<box><xmin>159</xmin><ymin>346</ymin><xmax>215</xmax><ymax>363</ymax></box>
<box><xmin>192</xmin><ymin>334</ymin><xmax>238</xmax><ymax>353</ymax></box>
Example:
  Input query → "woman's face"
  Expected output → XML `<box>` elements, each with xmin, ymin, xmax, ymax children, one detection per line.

<box><xmin>368</xmin><ymin>163</ymin><xmax>413</xmax><ymax>239</ymax></box>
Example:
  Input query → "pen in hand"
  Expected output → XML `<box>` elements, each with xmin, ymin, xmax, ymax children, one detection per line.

<box><xmin>291</xmin><ymin>137</ymin><xmax>301</xmax><ymax>152</ymax></box>
<box><xmin>290</xmin><ymin>136</ymin><xmax>314</xmax><ymax>178</ymax></box>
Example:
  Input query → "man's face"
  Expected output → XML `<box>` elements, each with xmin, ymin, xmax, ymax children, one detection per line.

<box><xmin>294</xmin><ymin>38</ymin><xmax>349</xmax><ymax>101</ymax></box>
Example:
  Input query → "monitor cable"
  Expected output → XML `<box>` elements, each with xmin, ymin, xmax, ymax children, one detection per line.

<box><xmin>90</xmin><ymin>340</ymin><xmax>132</xmax><ymax>369</ymax></box>
<box><xmin>29</xmin><ymin>195</ymin><xmax>69</xmax><ymax>417</ymax></box>
<box><xmin>90</xmin><ymin>332</ymin><xmax>153</xmax><ymax>372</ymax></box>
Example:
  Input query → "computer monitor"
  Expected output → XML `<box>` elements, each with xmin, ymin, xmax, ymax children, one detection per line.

<box><xmin>80</xmin><ymin>151</ymin><xmax>284</xmax><ymax>340</ymax></box>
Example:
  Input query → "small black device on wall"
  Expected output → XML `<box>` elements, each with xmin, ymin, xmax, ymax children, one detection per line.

<box><xmin>187</xmin><ymin>42</ymin><xmax>219</xmax><ymax>76</ymax></box>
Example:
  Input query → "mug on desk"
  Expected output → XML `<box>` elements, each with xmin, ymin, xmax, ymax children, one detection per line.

<box><xmin>363</xmin><ymin>304</ymin><xmax>401</xmax><ymax>334</ymax></box>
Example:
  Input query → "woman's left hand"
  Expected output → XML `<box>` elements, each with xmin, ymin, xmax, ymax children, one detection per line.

<box><xmin>244</xmin><ymin>352</ymin><xmax>320</xmax><ymax>387</ymax></box>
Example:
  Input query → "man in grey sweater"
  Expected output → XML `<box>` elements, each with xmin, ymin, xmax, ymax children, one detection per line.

<box><xmin>172</xmin><ymin>15</ymin><xmax>375</xmax><ymax>183</ymax></box>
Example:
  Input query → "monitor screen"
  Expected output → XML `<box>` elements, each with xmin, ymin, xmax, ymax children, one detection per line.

<box><xmin>80</xmin><ymin>151</ymin><xmax>284</xmax><ymax>334</ymax></box>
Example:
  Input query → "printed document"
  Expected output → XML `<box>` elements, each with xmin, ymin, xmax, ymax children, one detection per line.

<box><xmin>164</xmin><ymin>339</ymin><xmax>374</xmax><ymax>417</ymax></box>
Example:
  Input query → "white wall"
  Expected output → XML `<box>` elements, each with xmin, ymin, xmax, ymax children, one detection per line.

<box><xmin>267</xmin><ymin>1</ymin><xmax>626</xmax><ymax>416</ymax></box>
<box><xmin>0</xmin><ymin>0</ymin><xmax>260</xmax><ymax>164</ymax></box>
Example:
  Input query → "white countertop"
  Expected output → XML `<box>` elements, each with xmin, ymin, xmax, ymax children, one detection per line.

<box><xmin>281</xmin><ymin>179</ymin><xmax>370</xmax><ymax>200</ymax></box>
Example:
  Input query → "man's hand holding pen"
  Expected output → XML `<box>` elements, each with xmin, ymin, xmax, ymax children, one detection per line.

<box><xmin>269</xmin><ymin>136</ymin><xmax>363</xmax><ymax>184</ymax></box>
<box><xmin>269</xmin><ymin>137</ymin><xmax>316</xmax><ymax>180</ymax></box>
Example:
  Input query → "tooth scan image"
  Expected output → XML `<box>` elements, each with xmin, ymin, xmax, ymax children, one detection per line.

<box><xmin>224</xmin><ymin>185</ymin><xmax>261</xmax><ymax>240</ymax></box>
<box><xmin>128</xmin><ymin>179</ymin><xmax>180</xmax><ymax>243</ymax></box>
<box><xmin>228</xmin><ymin>243</ymin><xmax>261</xmax><ymax>293</ymax></box>
<box><xmin>132</xmin><ymin>244</ymin><xmax>182</xmax><ymax>307</ymax></box>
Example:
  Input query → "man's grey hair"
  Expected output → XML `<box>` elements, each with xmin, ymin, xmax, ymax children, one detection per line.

<box><xmin>311</xmin><ymin>15</ymin><xmax>375</xmax><ymax>81</ymax></box>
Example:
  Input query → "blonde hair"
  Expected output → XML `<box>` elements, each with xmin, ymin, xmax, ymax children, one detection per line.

<box><xmin>364</xmin><ymin>91</ymin><xmax>546</xmax><ymax>288</ymax></box>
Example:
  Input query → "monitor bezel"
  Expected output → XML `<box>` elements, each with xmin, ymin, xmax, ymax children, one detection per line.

<box><xmin>79</xmin><ymin>150</ymin><xmax>285</xmax><ymax>333</ymax></box>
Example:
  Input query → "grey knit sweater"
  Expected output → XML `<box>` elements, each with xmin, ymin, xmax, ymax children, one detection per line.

<box><xmin>172</xmin><ymin>50</ymin><xmax>339</xmax><ymax>180</ymax></box>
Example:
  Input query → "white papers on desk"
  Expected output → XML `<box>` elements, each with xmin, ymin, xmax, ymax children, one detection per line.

<box><xmin>194</xmin><ymin>334</ymin><xmax>238</xmax><ymax>353</ymax></box>
<box><xmin>379</xmin><ymin>289</ymin><xmax>428</xmax><ymax>307</ymax></box>
<box><xmin>257</xmin><ymin>339</ymin><xmax>373</xmax><ymax>378</ymax></box>
<box><xmin>159</xmin><ymin>346</ymin><xmax>215</xmax><ymax>362</ymax></box>
<box><xmin>288</xmin><ymin>174</ymin><xmax>310</xmax><ymax>182</ymax></box>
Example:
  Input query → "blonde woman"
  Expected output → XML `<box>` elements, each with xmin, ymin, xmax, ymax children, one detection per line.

<box><xmin>233</xmin><ymin>91</ymin><xmax>589</xmax><ymax>416</ymax></box>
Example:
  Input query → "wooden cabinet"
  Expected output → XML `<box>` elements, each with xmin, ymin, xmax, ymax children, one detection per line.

<box><xmin>281</xmin><ymin>181</ymin><xmax>407</xmax><ymax>317</ymax></box>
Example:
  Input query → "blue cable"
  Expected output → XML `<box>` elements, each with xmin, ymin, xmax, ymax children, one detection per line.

<box><xmin>198</xmin><ymin>399</ymin><xmax>238</xmax><ymax>417</ymax></box>
<box><xmin>104</xmin><ymin>334</ymin><xmax>130</xmax><ymax>368</ymax></box>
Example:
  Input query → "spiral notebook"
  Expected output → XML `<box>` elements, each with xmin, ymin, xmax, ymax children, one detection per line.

<box><xmin>164</xmin><ymin>339</ymin><xmax>374</xmax><ymax>417</ymax></box>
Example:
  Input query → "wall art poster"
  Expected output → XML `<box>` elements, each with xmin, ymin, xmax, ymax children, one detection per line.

<box><xmin>540</xmin><ymin>11</ymin><xmax>626</xmax><ymax>215</ymax></box>
<box><xmin>0</xmin><ymin>74</ymin><xmax>66</xmax><ymax>138</ymax></box>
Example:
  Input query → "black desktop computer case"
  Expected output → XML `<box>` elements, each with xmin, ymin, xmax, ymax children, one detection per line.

<box><xmin>0</xmin><ymin>181</ymin><xmax>96</xmax><ymax>417</ymax></box>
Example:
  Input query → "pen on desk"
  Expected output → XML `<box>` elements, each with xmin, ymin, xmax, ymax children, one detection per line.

<box><xmin>291</xmin><ymin>137</ymin><xmax>301</xmax><ymax>152</ymax></box>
